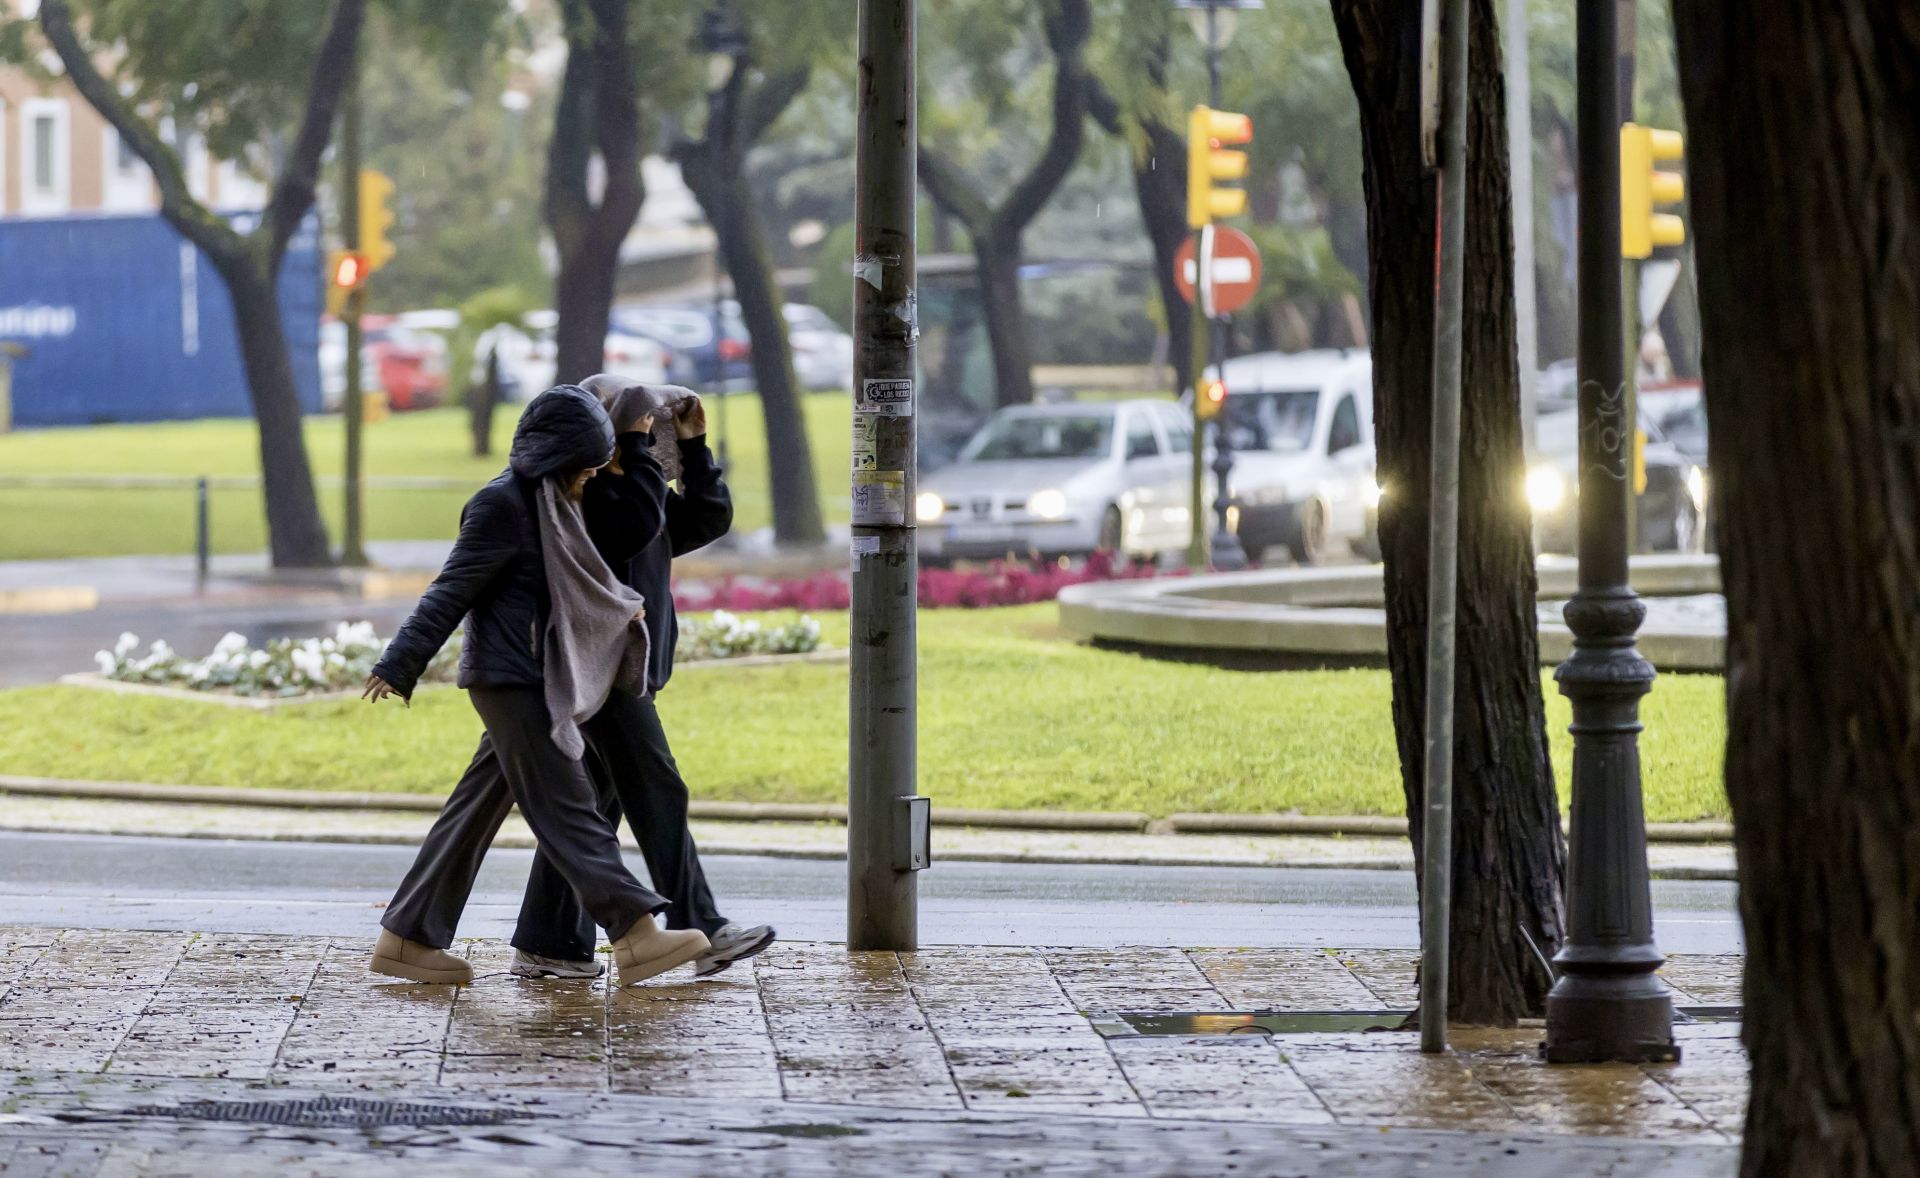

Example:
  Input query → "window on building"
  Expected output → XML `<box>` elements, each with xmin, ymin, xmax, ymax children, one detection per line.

<box><xmin>20</xmin><ymin>99</ymin><xmax>70</xmax><ymax>214</ymax></box>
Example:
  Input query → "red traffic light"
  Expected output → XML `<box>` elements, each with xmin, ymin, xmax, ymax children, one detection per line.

<box><xmin>330</xmin><ymin>250</ymin><xmax>370</xmax><ymax>289</ymax></box>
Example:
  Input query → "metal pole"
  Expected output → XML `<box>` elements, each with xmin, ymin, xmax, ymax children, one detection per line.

<box><xmin>1541</xmin><ymin>0</ymin><xmax>1676</xmax><ymax>1065</ymax></box>
<box><xmin>1417</xmin><ymin>0</ymin><xmax>1468</xmax><ymax>1056</ymax></box>
<box><xmin>1209</xmin><ymin>315</ymin><xmax>1244</xmax><ymax>568</ymax></box>
<box><xmin>195</xmin><ymin>476</ymin><xmax>210</xmax><ymax>590</ymax></box>
<box><xmin>1187</xmin><ymin>236</ymin><xmax>1210</xmax><ymax>571</ymax></box>
<box><xmin>848</xmin><ymin>0</ymin><xmax>922</xmax><ymax>951</ymax></box>
<box><xmin>1201</xmin><ymin>27</ymin><xmax>1245</xmax><ymax>571</ymax></box>
<box><xmin>339</xmin><ymin>55</ymin><xmax>369</xmax><ymax>567</ymax></box>
<box><xmin>1505</xmin><ymin>0</ymin><xmax>1538</xmax><ymax>461</ymax></box>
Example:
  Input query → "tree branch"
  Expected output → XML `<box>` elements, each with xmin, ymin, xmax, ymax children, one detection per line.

<box><xmin>917</xmin><ymin>144</ymin><xmax>993</xmax><ymax>237</ymax></box>
<box><xmin>37</xmin><ymin>0</ymin><xmax>241</xmax><ymax>265</ymax></box>
<box><xmin>741</xmin><ymin>64</ymin><xmax>811</xmax><ymax>147</ymax></box>
<box><xmin>581</xmin><ymin>0</ymin><xmax>643</xmax><ymax>256</ymax></box>
<box><xmin>260</xmin><ymin>0</ymin><xmax>367</xmax><ymax>264</ymax></box>
<box><xmin>991</xmin><ymin>0</ymin><xmax>1092</xmax><ymax>243</ymax></box>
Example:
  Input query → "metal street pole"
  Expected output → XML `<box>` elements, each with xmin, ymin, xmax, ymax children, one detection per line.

<box><xmin>1505</xmin><ymin>0</ymin><xmax>1538</xmax><ymax>461</ymax></box>
<box><xmin>1541</xmin><ymin>0</ymin><xmax>1677</xmax><ymax>1065</ymax></box>
<box><xmin>848</xmin><ymin>0</ymin><xmax>924</xmax><ymax>951</ymax></box>
<box><xmin>1415</xmin><ymin>0</ymin><xmax>1467</xmax><ymax>1057</ymax></box>
<box><xmin>338</xmin><ymin>56</ymin><xmax>368</xmax><ymax>568</ymax></box>
<box><xmin>1201</xmin><ymin>25</ymin><xmax>1245</xmax><ymax>571</ymax></box>
<box><xmin>1186</xmin><ymin>229</ymin><xmax>1211</xmax><ymax>571</ymax></box>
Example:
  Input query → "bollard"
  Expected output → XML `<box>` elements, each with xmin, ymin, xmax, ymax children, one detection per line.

<box><xmin>195</xmin><ymin>476</ymin><xmax>210</xmax><ymax>590</ymax></box>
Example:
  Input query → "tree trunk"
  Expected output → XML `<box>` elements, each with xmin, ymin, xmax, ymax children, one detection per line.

<box><xmin>1332</xmin><ymin>0</ymin><xmax>1565</xmax><ymax>1024</ymax></box>
<box><xmin>1670</xmin><ymin>4</ymin><xmax>1920</xmax><ymax>1172</ymax></box>
<box><xmin>471</xmin><ymin>346</ymin><xmax>500</xmax><ymax>457</ymax></box>
<box><xmin>976</xmin><ymin>238</ymin><xmax>1035</xmax><ymax>408</ymax></box>
<box><xmin>1135</xmin><ymin>116</ymin><xmax>1193</xmax><ymax>394</ymax></box>
<box><xmin>222</xmin><ymin>260</ymin><xmax>333</xmax><ymax>568</ymax></box>
<box><xmin>553</xmin><ymin>243</ymin><xmax>621</xmax><ymax>386</ymax></box>
<box><xmin>691</xmin><ymin>160</ymin><xmax>826</xmax><ymax>545</ymax></box>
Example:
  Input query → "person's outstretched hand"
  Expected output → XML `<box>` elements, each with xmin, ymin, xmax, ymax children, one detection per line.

<box><xmin>674</xmin><ymin>396</ymin><xmax>707</xmax><ymax>439</ymax></box>
<box><xmin>363</xmin><ymin>674</ymin><xmax>398</xmax><ymax>704</ymax></box>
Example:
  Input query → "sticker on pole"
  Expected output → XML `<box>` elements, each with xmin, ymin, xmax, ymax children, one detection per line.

<box><xmin>851</xmin><ymin>416</ymin><xmax>879</xmax><ymax>471</ymax></box>
<box><xmin>852</xmin><ymin>470</ymin><xmax>907</xmax><ymax>526</ymax></box>
<box><xmin>857</xmin><ymin>377</ymin><xmax>914</xmax><ymax>417</ymax></box>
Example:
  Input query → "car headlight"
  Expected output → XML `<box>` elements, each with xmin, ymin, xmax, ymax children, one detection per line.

<box><xmin>1026</xmin><ymin>488</ymin><xmax>1069</xmax><ymax>520</ymax></box>
<box><xmin>915</xmin><ymin>492</ymin><xmax>946</xmax><ymax>523</ymax></box>
<box><xmin>1363</xmin><ymin>481</ymin><xmax>1384</xmax><ymax>508</ymax></box>
<box><xmin>1686</xmin><ymin>467</ymin><xmax>1708</xmax><ymax>512</ymax></box>
<box><xmin>1526</xmin><ymin>465</ymin><xmax>1567</xmax><ymax>512</ymax></box>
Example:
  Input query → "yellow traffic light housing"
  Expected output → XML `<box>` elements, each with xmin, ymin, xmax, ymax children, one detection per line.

<box><xmin>1187</xmin><ymin>106</ymin><xmax>1253</xmax><ymax>228</ymax></box>
<box><xmin>1196</xmin><ymin>377</ymin><xmax>1228</xmax><ymax>421</ymax></box>
<box><xmin>1621</xmin><ymin>123</ymin><xmax>1685</xmax><ymax>259</ymax></box>
<box><xmin>358</xmin><ymin>169</ymin><xmax>397</xmax><ymax>273</ymax></box>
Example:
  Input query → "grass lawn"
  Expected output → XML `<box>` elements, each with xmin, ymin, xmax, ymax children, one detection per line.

<box><xmin>0</xmin><ymin>393</ymin><xmax>855</xmax><ymax>561</ymax></box>
<box><xmin>0</xmin><ymin>606</ymin><xmax>1730</xmax><ymax>821</ymax></box>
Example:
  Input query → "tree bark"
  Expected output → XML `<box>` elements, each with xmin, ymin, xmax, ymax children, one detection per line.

<box><xmin>676</xmin><ymin>62</ymin><xmax>824</xmax><ymax>546</ymax></box>
<box><xmin>545</xmin><ymin>0</ymin><xmax>644</xmax><ymax>387</ymax></box>
<box><xmin>1670</xmin><ymin>4</ymin><xmax>1920</xmax><ymax>1172</ymax></box>
<box><xmin>918</xmin><ymin>0</ymin><xmax>1091</xmax><ymax>409</ymax></box>
<box><xmin>1331</xmin><ymin>0</ymin><xmax>1565</xmax><ymax>1024</ymax></box>
<box><xmin>40</xmin><ymin>0</ymin><xmax>361</xmax><ymax>568</ymax></box>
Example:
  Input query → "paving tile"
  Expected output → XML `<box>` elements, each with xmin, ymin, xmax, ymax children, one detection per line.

<box><xmin>1042</xmin><ymin>947</ymin><xmax>1228</xmax><ymax>1013</ymax></box>
<box><xmin>24</xmin><ymin>930</ymin><xmax>187</xmax><ymax>988</ymax></box>
<box><xmin>1109</xmin><ymin>1035</ymin><xmax>1335</xmax><ymax>1123</ymax></box>
<box><xmin>1280</xmin><ymin>1032</ymin><xmax>1520</xmax><ymax>1130</ymax></box>
<box><xmin>0</xmin><ymin>931</ymin><xmax>189</xmax><ymax>1074</ymax></box>
<box><xmin>273</xmin><ymin>943</ymin><xmax>460</xmax><ymax>1085</ymax></box>
<box><xmin>609</xmin><ymin>961</ymin><xmax>780</xmax><ymax>1100</ymax></box>
<box><xmin>1660</xmin><ymin>955</ymin><xmax>1742</xmax><ymax>1005</ymax></box>
<box><xmin>1453</xmin><ymin>1027</ymin><xmax>1720</xmax><ymax>1140</ymax></box>
<box><xmin>1645</xmin><ymin>1024</ymin><xmax>1748</xmax><ymax>1135</ymax></box>
<box><xmin>439</xmin><ymin>943</ymin><xmax>609</xmax><ymax>1090</ymax></box>
<box><xmin>1326</xmin><ymin>948</ymin><xmax>1421</xmax><ymax>1008</ymax></box>
<box><xmin>760</xmin><ymin>945</ymin><xmax>962</xmax><ymax>1109</ymax></box>
<box><xmin>1190</xmin><ymin>947</ymin><xmax>1385</xmax><ymax>1011</ymax></box>
<box><xmin>108</xmin><ymin>934</ymin><xmax>328</xmax><ymax>1080</ymax></box>
<box><xmin>904</xmin><ymin>947</ymin><xmax>1142</xmax><ymax>1115</ymax></box>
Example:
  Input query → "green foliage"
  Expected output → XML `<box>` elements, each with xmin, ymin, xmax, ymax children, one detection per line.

<box><xmin>0</xmin><ymin>607</ymin><xmax>1730</xmax><ymax>821</ymax></box>
<box><xmin>806</xmin><ymin>222</ymin><xmax>859</xmax><ymax>331</ymax></box>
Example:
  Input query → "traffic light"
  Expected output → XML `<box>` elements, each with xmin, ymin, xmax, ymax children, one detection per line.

<box><xmin>1196</xmin><ymin>377</ymin><xmax>1228</xmax><ymax>421</ymax></box>
<box><xmin>326</xmin><ymin>250</ymin><xmax>369</xmax><ymax>316</ymax></box>
<box><xmin>1187</xmin><ymin>106</ymin><xmax>1253</xmax><ymax>228</ymax></box>
<box><xmin>1620</xmin><ymin>123</ymin><xmax>1684</xmax><ymax>259</ymax></box>
<box><xmin>358</xmin><ymin>169</ymin><xmax>396</xmax><ymax>273</ymax></box>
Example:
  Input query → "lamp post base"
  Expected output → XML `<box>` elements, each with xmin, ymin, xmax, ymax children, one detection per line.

<box><xmin>1542</xmin><ymin>975</ymin><xmax>1680</xmax><ymax>1063</ymax></box>
<box><xmin>1208</xmin><ymin>530</ymin><xmax>1247</xmax><ymax>570</ymax></box>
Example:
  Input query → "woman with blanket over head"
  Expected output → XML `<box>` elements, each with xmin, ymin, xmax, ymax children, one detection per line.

<box><xmin>360</xmin><ymin>384</ymin><xmax>709</xmax><ymax>988</ymax></box>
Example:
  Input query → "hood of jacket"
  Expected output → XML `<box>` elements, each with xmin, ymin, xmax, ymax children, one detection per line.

<box><xmin>510</xmin><ymin>384</ymin><xmax>616</xmax><ymax>482</ymax></box>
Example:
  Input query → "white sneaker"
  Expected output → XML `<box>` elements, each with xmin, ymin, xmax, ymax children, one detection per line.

<box><xmin>693</xmin><ymin>923</ymin><xmax>777</xmax><ymax>978</ymax></box>
<box><xmin>510</xmin><ymin>949</ymin><xmax>605</xmax><ymax>980</ymax></box>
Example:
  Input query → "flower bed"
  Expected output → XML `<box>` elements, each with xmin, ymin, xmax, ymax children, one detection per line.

<box><xmin>93</xmin><ymin>613</ymin><xmax>824</xmax><ymax>700</ymax></box>
<box><xmin>675</xmin><ymin>551</ymin><xmax>1168</xmax><ymax>613</ymax></box>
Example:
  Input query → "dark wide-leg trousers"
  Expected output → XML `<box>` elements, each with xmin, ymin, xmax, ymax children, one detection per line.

<box><xmin>380</xmin><ymin>686</ymin><xmax>665</xmax><ymax>950</ymax></box>
<box><xmin>517</xmin><ymin>691</ymin><xmax>728</xmax><ymax>961</ymax></box>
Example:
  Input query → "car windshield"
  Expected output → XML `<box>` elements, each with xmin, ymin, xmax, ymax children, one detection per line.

<box><xmin>965</xmin><ymin>413</ymin><xmax>1114</xmax><ymax>462</ymax></box>
<box><xmin>1223</xmin><ymin>390</ymin><xmax>1318</xmax><ymax>452</ymax></box>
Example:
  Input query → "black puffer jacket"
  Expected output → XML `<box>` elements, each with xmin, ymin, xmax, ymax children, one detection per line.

<box><xmin>372</xmin><ymin>385</ymin><xmax>631</xmax><ymax>698</ymax></box>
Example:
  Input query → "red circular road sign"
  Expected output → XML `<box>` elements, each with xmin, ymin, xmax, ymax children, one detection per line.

<box><xmin>1174</xmin><ymin>226</ymin><xmax>1263</xmax><ymax>315</ymax></box>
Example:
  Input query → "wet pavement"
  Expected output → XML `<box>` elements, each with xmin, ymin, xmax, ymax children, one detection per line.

<box><xmin>0</xmin><ymin>925</ymin><xmax>1746</xmax><ymax>1174</ymax></box>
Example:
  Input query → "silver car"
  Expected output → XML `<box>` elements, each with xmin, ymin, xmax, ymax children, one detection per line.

<box><xmin>916</xmin><ymin>401</ymin><xmax>1197</xmax><ymax>564</ymax></box>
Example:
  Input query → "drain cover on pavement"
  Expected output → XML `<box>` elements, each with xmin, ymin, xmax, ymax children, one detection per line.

<box><xmin>1095</xmin><ymin>1006</ymin><xmax>1743</xmax><ymax>1037</ymax></box>
<box><xmin>128</xmin><ymin>1095</ymin><xmax>527</xmax><ymax>1129</ymax></box>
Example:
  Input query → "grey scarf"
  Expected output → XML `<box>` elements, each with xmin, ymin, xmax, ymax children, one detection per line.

<box><xmin>536</xmin><ymin>477</ymin><xmax>651</xmax><ymax>759</ymax></box>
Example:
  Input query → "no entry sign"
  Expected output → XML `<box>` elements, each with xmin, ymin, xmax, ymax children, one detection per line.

<box><xmin>1174</xmin><ymin>226</ymin><xmax>1263</xmax><ymax>315</ymax></box>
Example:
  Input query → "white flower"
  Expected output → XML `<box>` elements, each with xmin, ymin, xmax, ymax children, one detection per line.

<box><xmin>212</xmin><ymin>632</ymin><xmax>248</xmax><ymax>658</ymax></box>
<box><xmin>94</xmin><ymin>651</ymin><xmax>115</xmax><ymax>674</ymax></box>
<box><xmin>249</xmin><ymin>650</ymin><xmax>270</xmax><ymax>669</ymax></box>
<box><xmin>114</xmin><ymin>632</ymin><xmax>140</xmax><ymax>657</ymax></box>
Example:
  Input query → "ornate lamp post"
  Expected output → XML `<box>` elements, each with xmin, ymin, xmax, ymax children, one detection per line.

<box><xmin>1542</xmin><ymin>0</ymin><xmax>1678</xmax><ymax>1065</ymax></box>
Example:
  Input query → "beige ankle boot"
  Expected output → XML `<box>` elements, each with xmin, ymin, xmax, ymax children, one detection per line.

<box><xmin>611</xmin><ymin>914</ymin><xmax>709</xmax><ymax>987</ymax></box>
<box><xmin>370</xmin><ymin>929</ymin><xmax>475</xmax><ymax>985</ymax></box>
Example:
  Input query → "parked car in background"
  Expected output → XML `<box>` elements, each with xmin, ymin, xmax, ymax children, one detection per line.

<box><xmin>615</xmin><ymin>303</ymin><xmax>751</xmax><ymax>390</ymax></box>
<box><xmin>319</xmin><ymin>318</ymin><xmax>448</xmax><ymax>412</ymax></box>
<box><xmin>471</xmin><ymin>310</ymin><xmax>669</xmax><ymax>403</ymax></box>
<box><xmin>917</xmin><ymin>400</ymin><xmax>1197</xmax><ymax>565</ymax></box>
<box><xmin>1528</xmin><ymin>403</ymin><xmax>1708</xmax><ymax>554</ymax></box>
<box><xmin>783</xmin><ymin>302</ymin><xmax>856</xmax><ymax>390</ymax></box>
<box><xmin>1205</xmin><ymin>348</ymin><xmax>1379</xmax><ymax>565</ymax></box>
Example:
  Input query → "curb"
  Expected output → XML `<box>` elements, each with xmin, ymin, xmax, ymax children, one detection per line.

<box><xmin>0</xmin><ymin>819</ymin><xmax>1735</xmax><ymax>879</ymax></box>
<box><xmin>0</xmin><ymin>774</ymin><xmax>1733</xmax><ymax>841</ymax></box>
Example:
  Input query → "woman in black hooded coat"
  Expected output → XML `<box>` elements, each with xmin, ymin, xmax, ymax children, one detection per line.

<box><xmin>361</xmin><ymin>385</ymin><xmax>709</xmax><ymax>988</ymax></box>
